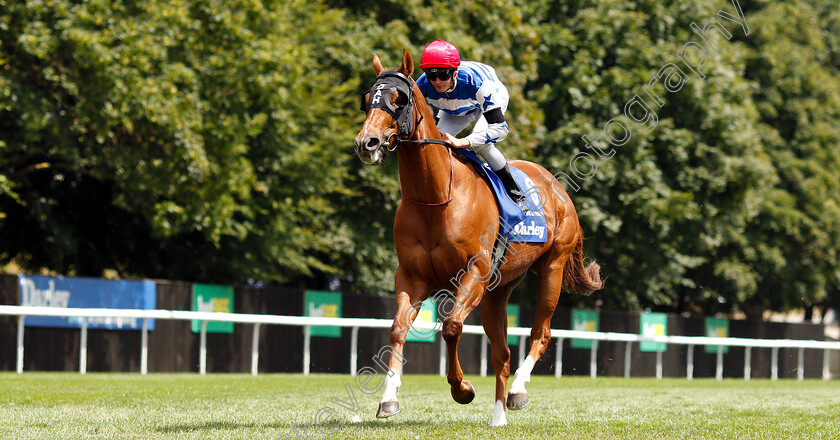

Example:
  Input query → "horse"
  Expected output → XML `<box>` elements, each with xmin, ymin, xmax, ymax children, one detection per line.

<box><xmin>353</xmin><ymin>48</ymin><xmax>603</xmax><ymax>426</ymax></box>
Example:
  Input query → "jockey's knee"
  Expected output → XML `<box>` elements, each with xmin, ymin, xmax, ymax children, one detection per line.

<box><xmin>475</xmin><ymin>144</ymin><xmax>508</xmax><ymax>170</ymax></box>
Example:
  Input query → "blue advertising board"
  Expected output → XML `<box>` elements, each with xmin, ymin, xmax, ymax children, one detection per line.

<box><xmin>18</xmin><ymin>275</ymin><xmax>156</xmax><ymax>330</ymax></box>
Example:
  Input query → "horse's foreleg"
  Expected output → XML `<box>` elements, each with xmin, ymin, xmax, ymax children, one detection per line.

<box><xmin>377</xmin><ymin>268</ymin><xmax>428</xmax><ymax>418</ymax></box>
<box><xmin>481</xmin><ymin>287</ymin><xmax>513</xmax><ymax>427</ymax></box>
<box><xmin>442</xmin><ymin>316</ymin><xmax>474</xmax><ymax>404</ymax></box>
<box><xmin>442</xmin><ymin>279</ymin><xmax>484</xmax><ymax>405</ymax></box>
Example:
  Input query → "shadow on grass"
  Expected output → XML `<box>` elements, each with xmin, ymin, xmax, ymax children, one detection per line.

<box><xmin>156</xmin><ymin>421</ymin><xmax>278</xmax><ymax>433</ymax></box>
<box><xmin>156</xmin><ymin>418</ymin><xmax>430</xmax><ymax>434</ymax></box>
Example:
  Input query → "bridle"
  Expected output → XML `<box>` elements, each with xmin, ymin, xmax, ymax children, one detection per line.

<box><xmin>361</xmin><ymin>70</ymin><xmax>454</xmax><ymax>206</ymax></box>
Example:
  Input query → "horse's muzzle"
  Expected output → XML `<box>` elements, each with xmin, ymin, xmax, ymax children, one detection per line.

<box><xmin>354</xmin><ymin>134</ymin><xmax>385</xmax><ymax>165</ymax></box>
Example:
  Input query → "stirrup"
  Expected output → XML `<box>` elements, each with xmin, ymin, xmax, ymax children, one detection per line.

<box><xmin>507</xmin><ymin>188</ymin><xmax>526</xmax><ymax>209</ymax></box>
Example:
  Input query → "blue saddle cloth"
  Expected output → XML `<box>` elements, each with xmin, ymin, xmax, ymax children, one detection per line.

<box><xmin>455</xmin><ymin>149</ymin><xmax>548</xmax><ymax>243</ymax></box>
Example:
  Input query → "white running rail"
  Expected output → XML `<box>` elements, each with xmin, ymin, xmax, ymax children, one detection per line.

<box><xmin>1</xmin><ymin>305</ymin><xmax>838</xmax><ymax>380</ymax></box>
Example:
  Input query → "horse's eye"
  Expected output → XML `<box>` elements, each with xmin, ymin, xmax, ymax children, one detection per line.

<box><xmin>393</xmin><ymin>91</ymin><xmax>408</xmax><ymax>108</ymax></box>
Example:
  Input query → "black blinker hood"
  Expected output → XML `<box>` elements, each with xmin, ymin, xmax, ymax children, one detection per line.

<box><xmin>361</xmin><ymin>70</ymin><xmax>415</xmax><ymax>137</ymax></box>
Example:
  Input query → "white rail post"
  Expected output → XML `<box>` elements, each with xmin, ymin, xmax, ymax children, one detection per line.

<box><xmin>199</xmin><ymin>320</ymin><xmax>208</xmax><ymax>375</ymax></box>
<box><xmin>686</xmin><ymin>344</ymin><xmax>694</xmax><ymax>380</ymax></box>
<box><xmin>624</xmin><ymin>341</ymin><xmax>632</xmax><ymax>379</ymax></box>
<box><xmin>141</xmin><ymin>318</ymin><xmax>149</xmax><ymax>375</ymax></box>
<box><xmin>79</xmin><ymin>317</ymin><xmax>88</xmax><ymax>375</ymax></box>
<box><xmin>518</xmin><ymin>335</ymin><xmax>526</xmax><ymax>365</ymax></box>
<box><xmin>350</xmin><ymin>326</ymin><xmax>359</xmax><ymax>377</ymax></box>
<box><xmin>589</xmin><ymin>339</ymin><xmax>598</xmax><ymax>379</ymax></box>
<box><xmin>303</xmin><ymin>325</ymin><xmax>311</xmax><ymax>376</ymax></box>
<box><xmin>6</xmin><ymin>306</ymin><xmax>840</xmax><ymax>382</ymax></box>
<box><xmin>656</xmin><ymin>349</ymin><xmax>663</xmax><ymax>380</ymax></box>
<box><xmin>797</xmin><ymin>347</ymin><xmax>805</xmax><ymax>381</ymax></box>
<box><xmin>554</xmin><ymin>337</ymin><xmax>564</xmax><ymax>378</ymax></box>
<box><xmin>439</xmin><ymin>333</ymin><xmax>446</xmax><ymax>377</ymax></box>
<box><xmin>480</xmin><ymin>334</ymin><xmax>488</xmax><ymax>378</ymax></box>
<box><xmin>823</xmin><ymin>349</ymin><xmax>830</xmax><ymax>381</ymax></box>
<box><xmin>715</xmin><ymin>345</ymin><xmax>723</xmax><ymax>381</ymax></box>
<box><xmin>744</xmin><ymin>346</ymin><xmax>752</xmax><ymax>381</ymax></box>
<box><xmin>16</xmin><ymin>316</ymin><xmax>25</xmax><ymax>374</ymax></box>
<box><xmin>251</xmin><ymin>323</ymin><xmax>261</xmax><ymax>376</ymax></box>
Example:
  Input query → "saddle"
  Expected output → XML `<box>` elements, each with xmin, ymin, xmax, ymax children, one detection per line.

<box><xmin>453</xmin><ymin>149</ymin><xmax>549</xmax><ymax>278</ymax></box>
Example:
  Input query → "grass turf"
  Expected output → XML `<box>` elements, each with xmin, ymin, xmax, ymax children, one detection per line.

<box><xmin>1</xmin><ymin>373</ymin><xmax>839</xmax><ymax>439</ymax></box>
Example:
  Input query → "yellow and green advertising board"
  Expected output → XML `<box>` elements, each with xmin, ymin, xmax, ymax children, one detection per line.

<box><xmin>506</xmin><ymin>304</ymin><xmax>520</xmax><ymax>345</ymax></box>
<box><xmin>406</xmin><ymin>297</ymin><xmax>438</xmax><ymax>343</ymax></box>
<box><xmin>705</xmin><ymin>317</ymin><xmax>729</xmax><ymax>354</ymax></box>
<box><xmin>571</xmin><ymin>309</ymin><xmax>600</xmax><ymax>349</ymax></box>
<box><xmin>640</xmin><ymin>312</ymin><xmax>667</xmax><ymax>352</ymax></box>
<box><xmin>191</xmin><ymin>284</ymin><xmax>234</xmax><ymax>334</ymax></box>
<box><xmin>304</xmin><ymin>290</ymin><xmax>342</xmax><ymax>338</ymax></box>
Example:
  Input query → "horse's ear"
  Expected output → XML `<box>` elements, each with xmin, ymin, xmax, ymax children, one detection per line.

<box><xmin>400</xmin><ymin>49</ymin><xmax>414</xmax><ymax>77</ymax></box>
<box><xmin>372</xmin><ymin>54</ymin><xmax>385</xmax><ymax>75</ymax></box>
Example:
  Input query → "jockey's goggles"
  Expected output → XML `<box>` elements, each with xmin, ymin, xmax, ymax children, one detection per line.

<box><xmin>424</xmin><ymin>68</ymin><xmax>455</xmax><ymax>81</ymax></box>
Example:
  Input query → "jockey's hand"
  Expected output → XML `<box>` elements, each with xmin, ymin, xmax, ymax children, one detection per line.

<box><xmin>443</xmin><ymin>133</ymin><xmax>470</xmax><ymax>149</ymax></box>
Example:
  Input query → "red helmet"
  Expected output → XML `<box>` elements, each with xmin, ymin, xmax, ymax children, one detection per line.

<box><xmin>420</xmin><ymin>40</ymin><xmax>461</xmax><ymax>69</ymax></box>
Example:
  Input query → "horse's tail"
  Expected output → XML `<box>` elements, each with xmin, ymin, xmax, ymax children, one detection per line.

<box><xmin>563</xmin><ymin>231</ymin><xmax>604</xmax><ymax>295</ymax></box>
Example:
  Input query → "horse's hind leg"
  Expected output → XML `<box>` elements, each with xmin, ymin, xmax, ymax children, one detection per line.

<box><xmin>482</xmin><ymin>275</ymin><xmax>523</xmax><ymax>426</ymax></box>
<box><xmin>507</xmin><ymin>255</ymin><xmax>568</xmax><ymax>410</ymax></box>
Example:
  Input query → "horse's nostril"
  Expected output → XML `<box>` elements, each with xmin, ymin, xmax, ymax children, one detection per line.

<box><xmin>366</xmin><ymin>137</ymin><xmax>380</xmax><ymax>151</ymax></box>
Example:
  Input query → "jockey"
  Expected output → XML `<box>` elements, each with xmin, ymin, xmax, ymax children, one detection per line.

<box><xmin>416</xmin><ymin>39</ymin><xmax>522</xmax><ymax>202</ymax></box>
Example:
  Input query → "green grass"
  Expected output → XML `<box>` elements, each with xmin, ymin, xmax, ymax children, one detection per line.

<box><xmin>1</xmin><ymin>373</ymin><xmax>839</xmax><ymax>439</ymax></box>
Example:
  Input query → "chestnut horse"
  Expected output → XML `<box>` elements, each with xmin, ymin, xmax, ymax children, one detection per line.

<box><xmin>353</xmin><ymin>49</ymin><xmax>603</xmax><ymax>426</ymax></box>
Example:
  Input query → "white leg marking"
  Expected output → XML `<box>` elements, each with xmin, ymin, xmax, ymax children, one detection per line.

<box><xmin>380</xmin><ymin>368</ymin><xmax>402</xmax><ymax>403</ymax></box>
<box><xmin>490</xmin><ymin>400</ymin><xmax>508</xmax><ymax>427</ymax></box>
<box><xmin>509</xmin><ymin>355</ymin><xmax>534</xmax><ymax>395</ymax></box>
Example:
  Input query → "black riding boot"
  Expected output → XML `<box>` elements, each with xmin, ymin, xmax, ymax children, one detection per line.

<box><xmin>495</xmin><ymin>165</ymin><xmax>523</xmax><ymax>203</ymax></box>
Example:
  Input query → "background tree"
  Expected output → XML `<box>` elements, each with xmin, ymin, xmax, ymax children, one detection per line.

<box><xmin>732</xmin><ymin>0</ymin><xmax>840</xmax><ymax>318</ymax></box>
<box><xmin>2</xmin><ymin>0</ymin><xmax>838</xmax><ymax>319</ymax></box>
<box><xmin>0</xmin><ymin>0</ymin><xmax>385</xmax><ymax>286</ymax></box>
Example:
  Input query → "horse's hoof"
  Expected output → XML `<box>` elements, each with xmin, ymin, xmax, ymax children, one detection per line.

<box><xmin>376</xmin><ymin>401</ymin><xmax>400</xmax><ymax>418</ymax></box>
<box><xmin>506</xmin><ymin>392</ymin><xmax>529</xmax><ymax>410</ymax></box>
<box><xmin>452</xmin><ymin>382</ymin><xmax>476</xmax><ymax>404</ymax></box>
